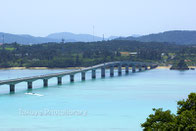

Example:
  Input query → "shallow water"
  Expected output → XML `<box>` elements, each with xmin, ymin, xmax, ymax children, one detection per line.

<box><xmin>0</xmin><ymin>69</ymin><xmax>195</xmax><ymax>131</ymax></box>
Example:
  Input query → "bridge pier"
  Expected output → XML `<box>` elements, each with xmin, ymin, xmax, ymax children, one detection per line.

<box><xmin>27</xmin><ymin>81</ymin><xmax>33</xmax><ymax>89</ymax></box>
<box><xmin>92</xmin><ymin>69</ymin><xmax>96</xmax><ymax>79</ymax></box>
<box><xmin>132</xmin><ymin>66</ymin><xmax>136</xmax><ymax>73</ymax></box>
<box><xmin>81</xmin><ymin>72</ymin><xmax>85</xmax><ymax>81</ymax></box>
<box><xmin>70</xmin><ymin>74</ymin><xmax>74</xmax><ymax>82</ymax></box>
<box><xmin>110</xmin><ymin>66</ymin><xmax>114</xmax><ymax>77</ymax></box>
<box><xmin>118</xmin><ymin>65</ymin><xmax>122</xmax><ymax>76</ymax></box>
<box><xmin>57</xmin><ymin>77</ymin><xmax>62</xmax><ymax>85</ymax></box>
<box><xmin>101</xmin><ymin>67</ymin><xmax>105</xmax><ymax>78</ymax></box>
<box><xmin>10</xmin><ymin>84</ymin><xmax>15</xmax><ymax>93</ymax></box>
<box><xmin>139</xmin><ymin>65</ymin><xmax>142</xmax><ymax>72</ymax></box>
<box><xmin>125</xmin><ymin>65</ymin><xmax>129</xmax><ymax>74</ymax></box>
<box><xmin>43</xmin><ymin>79</ymin><xmax>48</xmax><ymax>87</ymax></box>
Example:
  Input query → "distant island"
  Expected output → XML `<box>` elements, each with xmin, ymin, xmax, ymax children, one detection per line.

<box><xmin>170</xmin><ymin>60</ymin><xmax>189</xmax><ymax>70</ymax></box>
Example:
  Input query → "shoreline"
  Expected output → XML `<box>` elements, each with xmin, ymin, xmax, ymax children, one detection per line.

<box><xmin>0</xmin><ymin>66</ymin><xmax>195</xmax><ymax>70</ymax></box>
<box><xmin>0</xmin><ymin>67</ymin><xmax>85</xmax><ymax>70</ymax></box>
<box><xmin>156</xmin><ymin>66</ymin><xmax>196</xmax><ymax>69</ymax></box>
<box><xmin>156</xmin><ymin>66</ymin><xmax>171</xmax><ymax>69</ymax></box>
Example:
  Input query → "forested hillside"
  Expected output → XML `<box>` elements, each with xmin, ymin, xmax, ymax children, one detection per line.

<box><xmin>118</xmin><ymin>30</ymin><xmax>196</xmax><ymax>45</ymax></box>
<box><xmin>0</xmin><ymin>40</ymin><xmax>196</xmax><ymax>68</ymax></box>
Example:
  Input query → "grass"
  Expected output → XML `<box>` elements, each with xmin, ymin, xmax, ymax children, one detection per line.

<box><xmin>0</xmin><ymin>47</ymin><xmax>15</xmax><ymax>51</ymax></box>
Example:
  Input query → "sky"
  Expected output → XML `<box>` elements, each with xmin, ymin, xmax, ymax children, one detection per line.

<box><xmin>0</xmin><ymin>0</ymin><xmax>196</xmax><ymax>37</ymax></box>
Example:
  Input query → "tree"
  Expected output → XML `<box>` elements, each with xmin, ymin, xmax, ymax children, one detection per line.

<box><xmin>141</xmin><ymin>93</ymin><xmax>196</xmax><ymax>130</ymax></box>
<box><xmin>170</xmin><ymin>59</ymin><xmax>189</xmax><ymax>70</ymax></box>
<box><xmin>75</xmin><ymin>54</ymin><xmax>81</xmax><ymax>66</ymax></box>
<box><xmin>141</xmin><ymin>108</ymin><xmax>176</xmax><ymax>130</ymax></box>
<box><xmin>176</xmin><ymin>93</ymin><xmax>196</xmax><ymax>130</ymax></box>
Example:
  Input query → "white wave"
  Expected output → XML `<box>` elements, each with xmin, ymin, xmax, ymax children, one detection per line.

<box><xmin>25</xmin><ymin>93</ymin><xmax>44</xmax><ymax>97</ymax></box>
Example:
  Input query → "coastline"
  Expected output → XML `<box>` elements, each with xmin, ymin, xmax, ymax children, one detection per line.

<box><xmin>157</xmin><ymin>66</ymin><xmax>196</xmax><ymax>69</ymax></box>
<box><xmin>0</xmin><ymin>66</ymin><xmax>195</xmax><ymax>70</ymax></box>
<box><xmin>0</xmin><ymin>67</ymin><xmax>85</xmax><ymax>70</ymax></box>
<box><xmin>156</xmin><ymin>66</ymin><xmax>171</xmax><ymax>69</ymax></box>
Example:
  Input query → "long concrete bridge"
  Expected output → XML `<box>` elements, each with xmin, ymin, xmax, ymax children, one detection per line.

<box><xmin>0</xmin><ymin>61</ymin><xmax>158</xmax><ymax>93</ymax></box>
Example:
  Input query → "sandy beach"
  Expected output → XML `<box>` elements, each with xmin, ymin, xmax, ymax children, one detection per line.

<box><xmin>156</xmin><ymin>66</ymin><xmax>171</xmax><ymax>69</ymax></box>
<box><xmin>0</xmin><ymin>66</ymin><xmax>195</xmax><ymax>70</ymax></box>
<box><xmin>0</xmin><ymin>67</ymin><xmax>85</xmax><ymax>70</ymax></box>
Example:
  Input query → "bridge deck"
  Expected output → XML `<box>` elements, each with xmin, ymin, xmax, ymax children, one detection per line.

<box><xmin>0</xmin><ymin>61</ymin><xmax>157</xmax><ymax>86</ymax></box>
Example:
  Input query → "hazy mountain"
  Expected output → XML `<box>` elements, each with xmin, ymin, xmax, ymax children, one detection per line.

<box><xmin>47</xmin><ymin>32</ymin><xmax>103</xmax><ymax>42</ymax></box>
<box><xmin>131</xmin><ymin>34</ymin><xmax>141</xmax><ymax>38</ymax></box>
<box><xmin>107</xmin><ymin>36</ymin><xmax>119</xmax><ymax>40</ymax></box>
<box><xmin>118</xmin><ymin>30</ymin><xmax>196</xmax><ymax>45</ymax></box>
<box><xmin>0</xmin><ymin>32</ymin><xmax>117</xmax><ymax>44</ymax></box>
<box><xmin>2</xmin><ymin>30</ymin><xmax>195</xmax><ymax>45</ymax></box>
<box><xmin>0</xmin><ymin>32</ymin><xmax>62</xmax><ymax>45</ymax></box>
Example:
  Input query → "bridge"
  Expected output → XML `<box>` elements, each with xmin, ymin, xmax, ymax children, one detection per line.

<box><xmin>0</xmin><ymin>61</ymin><xmax>158</xmax><ymax>93</ymax></box>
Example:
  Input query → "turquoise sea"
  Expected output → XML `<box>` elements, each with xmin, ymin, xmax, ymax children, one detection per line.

<box><xmin>0</xmin><ymin>69</ymin><xmax>195</xmax><ymax>131</ymax></box>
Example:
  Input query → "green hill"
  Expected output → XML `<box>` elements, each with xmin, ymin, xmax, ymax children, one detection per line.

<box><xmin>119</xmin><ymin>30</ymin><xmax>196</xmax><ymax>45</ymax></box>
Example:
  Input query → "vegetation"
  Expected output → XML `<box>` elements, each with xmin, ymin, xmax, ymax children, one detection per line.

<box><xmin>0</xmin><ymin>40</ymin><xmax>196</xmax><ymax>68</ymax></box>
<box><xmin>170</xmin><ymin>59</ymin><xmax>189</xmax><ymax>70</ymax></box>
<box><xmin>119</xmin><ymin>30</ymin><xmax>196</xmax><ymax>45</ymax></box>
<box><xmin>141</xmin><ymin>93</ymin><xmax>196</xmax><ymax>130</ymax></box>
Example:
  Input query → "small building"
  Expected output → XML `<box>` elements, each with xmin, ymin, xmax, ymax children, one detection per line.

<box><xmin>120</xmin><ymin>52</ymin><xmax>130</xmax><ymax>56</ymax></box>
<box><xmin>129</xmin><ymin>52</ymin><xmax>138</xmax><ymax>56</ymax></box>
<box><xmin>14</xmin><ymin>54</ymin><xmax>22</xmax><ymax>57</ymax></box>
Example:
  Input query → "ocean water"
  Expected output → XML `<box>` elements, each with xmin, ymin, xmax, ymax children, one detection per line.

<box><xmin>0</xmin><ymin>69</ymin><xmax>195</xmax><ymax>131</ymax></box>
